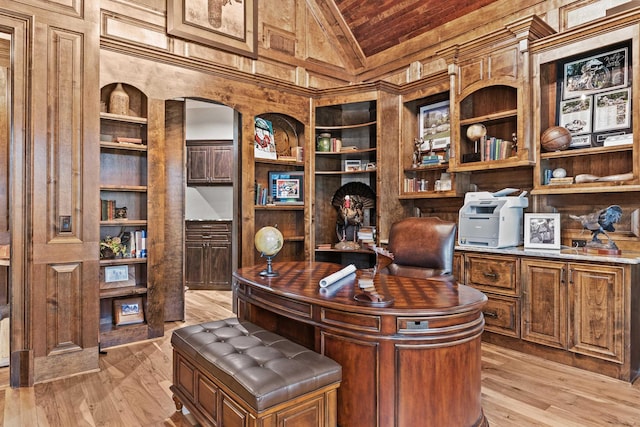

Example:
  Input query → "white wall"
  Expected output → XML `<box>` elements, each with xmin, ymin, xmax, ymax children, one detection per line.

<box><xmin>185</xmin><ymin>100</ymin><xmax>235</xmax><ymax>220</ymax></box>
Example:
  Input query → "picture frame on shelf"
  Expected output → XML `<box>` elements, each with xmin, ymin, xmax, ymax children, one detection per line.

<box><xmin>167</xmin><ymin>0</ymin><xmax>257</xmax><ymax>58</ymax></box>
<box><xmin>524</xmin><ymin>213</ymin><xmax>561</xmax><ymax>250</ymax></box>
<box><xmin>344</xmin><ymin>159</ymin><xmax>362</xmax><ymax>171</ymax></box>
<box><xmin>593</xmin><ymin>87</ymin><xmax>631</xmax><ymax>132</ymax></box>
<box><xmin>101</xmin><ymin>264</ymin><xmax>136</xmax><ymax>289</ymax></box>
<box><xmin>418</xmin><ymin>100</ymin><xmax>450</xmax><ymax>150</ymax></box>
<box><xmin>268</xmin><ymin>171</ymin><xmax>304</xmax><ymax>205</ymax></box>
<box><xmin>560</xmin><ymin>43</ymin><xmax>629</xmax><ymax>100</ymax></box>
<box><xmin>254</xmin><ymin>117</ymin><xmax>277</xmax><ymax>160</ymax></box>
<box><xmin>113</xmin><ymin>297</ymin><xmax>145</xmax><ymax>326</ymax></box>
<box><xmin>559</xmin><ymin>97</ymin><xmax>592</xmax><ymax>135</ymax></box>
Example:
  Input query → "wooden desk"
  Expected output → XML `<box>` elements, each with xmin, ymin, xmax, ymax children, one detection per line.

<box><xmin>233</xmin><ymin>261</ymin><xmax>488</xmax><ymax>427</ymax></box>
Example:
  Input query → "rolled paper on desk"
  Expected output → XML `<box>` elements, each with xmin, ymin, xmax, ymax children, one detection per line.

<box><xmin>319</xmin><ymin>273</ymin><xmax>356</xmax><ymax>296</ymax></box>
<box><xmin>319</xmin><ymin>264</ymin><xmax>357</xmax><ymax>288</ymax></box>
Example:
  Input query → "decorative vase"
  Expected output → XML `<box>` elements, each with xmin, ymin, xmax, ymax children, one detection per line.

<box><xmin>109</xmin><ymin>82</ymin><xmax>129</xmax><ymax>116</ymax></box>
<box><xmin>316</xmin><ymin>133</ymin><xmax>331</xmax><ymax>152</ymax></box>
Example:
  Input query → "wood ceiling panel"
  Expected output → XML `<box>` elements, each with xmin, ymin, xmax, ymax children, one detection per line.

<box><xmin>334</xmin><ymin>0</ymin><xmax>502</xmax><ymax>56</ymax></box>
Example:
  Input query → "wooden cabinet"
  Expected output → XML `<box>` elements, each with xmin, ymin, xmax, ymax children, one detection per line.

<box><xmin>252</xmin><ymin>113</ymin><xmax>307</xmax><ymax>264</ymax></box>
<box><xmin>458</xmin><ymin>246</ymin><xmax>639</xmax><ymax>381</ymax></box>
<box><xmin>313</xmin><ymin>100</ymin><xmax>377</xmax><ymax>268</ymax></box>
<box><xmin>463</xmin><ymin>253</ymin><xmax>520</xmax><ymax>337</ymax></box>
<box><xmin>530</xmin><ymin>14</ymin><xmax>640</xmax><ymax>195</ymax></box>
<box><xmin>186</xmin><ymin>140</ymin><xmax>233</xmax><ymax>184</ymax></box>
<box><xmin>447</xmin><ymin>16</ymin><xmax>554</xmax><ymax>173</ymax></box>
<box><xmin>185</xmin><ymin>221</ymin><xmax>231</xmax><ymax>290</ymax></box>
<box><xmin>99</xmin><ymin>83</ymin><xmax>161</xmax><ymax>349</ymax></box>
<box><xmin>522</xmin><ymin>259</ymin><xmax>624</xmax><ymax>363</ymax></box>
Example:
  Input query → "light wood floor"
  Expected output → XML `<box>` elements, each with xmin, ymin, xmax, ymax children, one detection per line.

<box><xmin>0</xmin><ymin>289</ymin><xmax>638</xmax><ymax>426</ymax></box>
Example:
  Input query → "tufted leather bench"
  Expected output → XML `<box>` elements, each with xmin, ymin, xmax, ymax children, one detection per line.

<box><xmin>170</xmin><ymin>317</ymin><xmax>342</xmax><ymax>427</ymax></box>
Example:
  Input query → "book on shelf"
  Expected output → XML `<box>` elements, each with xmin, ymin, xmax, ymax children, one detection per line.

<box><xmin>101</xmin><ymin>199</ymin><xmax>117</xmax><ymax>221</ymax></box>
<box><xmin>548</xmin><ymin>177</ymin><xmax>574</xmax><ymax>185</ymax></box>
<box><xmin>115</xmin><ymin>136</ymin><xmax>143</xmax><ymax>144</ymax></box>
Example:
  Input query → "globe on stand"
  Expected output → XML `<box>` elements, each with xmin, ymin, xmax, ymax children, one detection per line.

<box><xmin>254</xmin><ymin>226</ymin><xmax>284</xmax><ymax>277</ymax></box>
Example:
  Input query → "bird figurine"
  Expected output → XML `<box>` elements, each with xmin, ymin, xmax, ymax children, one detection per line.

<box><xmin>570</xmin><ymin>205</ymin><xmax>622</xmax><ymax>249</ymax></box>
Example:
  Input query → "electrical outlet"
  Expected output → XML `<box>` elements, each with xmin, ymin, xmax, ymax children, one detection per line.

<box><xmin>572</xmin><ymin>239</ymin><xmax>586</xmax><ymax>247</ymax></box>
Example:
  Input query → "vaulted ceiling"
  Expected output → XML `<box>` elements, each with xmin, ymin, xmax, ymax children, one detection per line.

<box><xmin>333</xmin><ymin>0</ymin><xmax>502</xmax><ymax>57</ymax></box>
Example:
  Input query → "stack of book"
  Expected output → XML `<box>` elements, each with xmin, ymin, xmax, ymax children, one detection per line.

<box><xmin>421</xmin><ymin>154</ymin><xmax>443</xmax><ymax>165</ymax></box>
<box><xmin>357</xmin><ymin>226</ymin><xmax>376</xmax><ymax>244</ymax></box>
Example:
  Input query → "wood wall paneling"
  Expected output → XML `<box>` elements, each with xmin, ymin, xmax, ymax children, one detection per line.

<box><xmin>163</xmin><ymin>100</ymin><xmax>186</xmax><ymax>321</ymax></box>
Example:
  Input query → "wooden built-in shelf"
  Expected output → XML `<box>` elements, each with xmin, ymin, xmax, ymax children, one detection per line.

<box><xmin>315</xmin><ymin>147</ymin><xmax>376</xmax><ymax>155</ymax></box>
<box><xmin>540</xmin><ymin>144</ymin><xmax>633</xmax><ymax>159</ymax></box>
<box><xmin>315</xmin><ymin>169</ymin><xmax>376</xmax><ymax>175</ymax></box>
<box><xmin>254</xmin><ymin>205</ymin><xmax>304</xmax><ymax>210</ymax></box>
<box><xmin>100</xmin><ymin>112</ymin><xmax>148</xmax><ymax>124</ymax></box>
<box><xmin>459</xmin><ymin>109</ymin><xmax>517</xmax><ymax>125</ymax></box>
<box><xmin>100</xmin><ymin>184</ymin><xmax>148</xmax><ymax>192</ymax></box>
<box><xmin>99</xmin><ymin>257</ymin><xmax>148</xmax><ymax>267</ymax></box>
<box><xmin>316</xmin><ymin>120</ymin><xmax>376</xmax><ymax>130</ymax></box>
<box><xmin>100</xmin><ymin>141</ymin><xmax>148</xmax><ymax>152</ymax></box>
<box><xmin>100</xmin><ymin>219</ymin><xmax>148</xmax><ymax>227</ymax></box>
<box><xmin>99</xmin><ymin>285</ymin><xmax>148</xmax><ymax>299</ymax></box>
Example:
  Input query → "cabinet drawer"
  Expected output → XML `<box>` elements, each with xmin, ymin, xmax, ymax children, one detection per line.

<box><xmin>482</xmin><ymin>294</ymin><xmax>520</xmax><ymax>338</ymax></box>
<box><xmin>186</xmin><ymin>221</ymin><xmax>231</xmax><ymax>232</ymax></box>
<box><xmin>185</xmin><ymin>232</ymin><xmax>231</xmax><ymax>242</ymax></box>
<box><xmin>465</xmin><ymin>254</ymin><xmax>519</xmax><ymax>295</ymax></box>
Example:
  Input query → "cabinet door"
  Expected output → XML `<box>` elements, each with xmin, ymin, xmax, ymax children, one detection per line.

<box><xmin>568</xmin><ymin>263</ymin><xmax>624</xmax><ymax>363</ymax></box>
<box><xmin>186</xmin><ymin>146</ymin><xmax>211</xmax><ymax>184</ymax></box>
<box><xmin>206</xmin><ymin>242</ymin><xmax>232</xmax><ymax>289</ymax></box>
<box><xmin>521</xmin><ymin>259</ymin><xmax>567</xmax><ymax>349</ymax></box>
<box><xmin>185</xmin><ymin>242</ymin><xmax>207</xmax><ymax>288</ymax></box>
<box><xmin>211</xmin><ymin>145</ymin><xmax>232</xmax><ymax>183</ymax></box>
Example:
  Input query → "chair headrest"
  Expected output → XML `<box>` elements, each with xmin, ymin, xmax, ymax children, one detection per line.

<box><xmin>387</xmin><ymin>217</ymin><xmax>456</xmax><ymax>273</ymax></box>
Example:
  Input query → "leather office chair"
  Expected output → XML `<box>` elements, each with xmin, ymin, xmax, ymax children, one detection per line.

<box><xmin>380</xmin><ymin>216</ymin><xmax>456</xmax><ymax>280</ymax></box>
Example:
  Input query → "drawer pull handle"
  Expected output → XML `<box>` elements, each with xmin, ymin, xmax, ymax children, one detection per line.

<box><xmin>483</xmin><ymin>272</ymin><xmax>498</xmax><ymax>279</ymax></box>
<box><xmin>483</xmin><ymin>311</ymin><xmax>498</xmax><ymax>319</ymax></box>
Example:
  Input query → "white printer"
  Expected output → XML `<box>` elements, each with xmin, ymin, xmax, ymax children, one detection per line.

<box><xmin>458</xmin><ymin>188</ymin><xmax>528</xmax><ymax>248</ymax></box>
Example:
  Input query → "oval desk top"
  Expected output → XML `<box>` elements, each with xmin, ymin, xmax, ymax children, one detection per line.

<box><xmin>233</xmin><ymin>261</ymin><xmax>487</xmax><ymax>316</ymax></box>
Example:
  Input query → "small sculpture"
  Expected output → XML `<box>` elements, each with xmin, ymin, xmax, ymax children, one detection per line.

<box><xmin>570</xmin><ymin>205</ymin><xmax>622</xmax><ymax>250</ymax></box>
<box><xmin>331</xmin><ymin>182</ymin><xmax>376</xmax><ymax>250</ymax></box>
<box><xmin>413</xmin><ymin>137</ymin><xmax>423</xmax><ymax>166</ymax></box>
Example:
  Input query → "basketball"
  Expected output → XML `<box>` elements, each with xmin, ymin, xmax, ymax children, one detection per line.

<box><xmin>540</xmin><ymin>126</ymin><xmax>571</xmax><ymax>152</ymax></box>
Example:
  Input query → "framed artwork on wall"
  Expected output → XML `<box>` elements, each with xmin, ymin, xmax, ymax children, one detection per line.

<box><xmin>167</xmin><ymin>0</ymin><xmax>258</xmax><ymax>59</ymax></box>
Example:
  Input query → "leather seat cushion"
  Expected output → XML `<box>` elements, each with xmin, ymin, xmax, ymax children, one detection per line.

<box><xmin>171</xmin><ymin>317</ymin><xmax>342</xmax><ymax>411</ymax></box>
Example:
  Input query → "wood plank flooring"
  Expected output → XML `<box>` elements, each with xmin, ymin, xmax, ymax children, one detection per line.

<box><xmin>0</xmin><ymin>289</ymin><xmax>638</xmax><ymax>426</ymax></box>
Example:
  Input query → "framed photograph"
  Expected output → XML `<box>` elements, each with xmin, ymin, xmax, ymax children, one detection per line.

<box><xmin>254</xmin><ymin>117</ymin><xmax>277</xmax><ymax>160</ymax></box>
<box><xmin>344</xmin><ymin>159</ymin><xmax>362</xmax><ymax>171</ymax></box>
<box><xmin>167</xmin><ymin>0</ymin><xmax>258</xmax><ymax>59</ymax></box>
<box><xmin>524</xmin><ymin>213</ymin><xmax>561</xmax><ymax>250</ymax></box>
<box><xmin>268</xmin><ymin>171</ymin><xmax>304</xmax><ymax>205</ymax></box>
<box><xmin>561</xmin><ymin>43</ymin><xmax>629</xmax><ymax>100</ymax></box>
<box><xmin>559</xmin><ymin>97</ymin><xmax>592</xmax><ymax>135</ymax></box>
<box><xmin>100</xmin><ymin>265</ymin><xmax>136</xmax><ymax>289</ymax></box>
<box><xmin>593</xmin><ymin>88</ymin><xmax>631</xmax><ymax>132</ymax></box>
<box><xmin>419</xmin><ymin>100</ymin><xmax>451</xmax><ymax>149</ymax></box>
<box><xmin>113</xmin><ymin>297</ymin><xmax>145</xmax><ymax>326</ymax></box>
<box><xmin>570</xmin><ymin>134</ymin><xmax>591</xmax><ymax>149</ymax></box>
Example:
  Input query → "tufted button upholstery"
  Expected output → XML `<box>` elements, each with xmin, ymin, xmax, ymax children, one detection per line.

<box><xmin>171</xmin><ymin>317</ymin><xmax>342</xmax><ymax>411</ymax></box>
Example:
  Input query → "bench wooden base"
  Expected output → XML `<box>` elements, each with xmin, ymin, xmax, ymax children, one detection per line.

<box><xmin>171</xmin><ymin>349</ymin><xmax>339</xmax><ymax>427</ymax></box>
